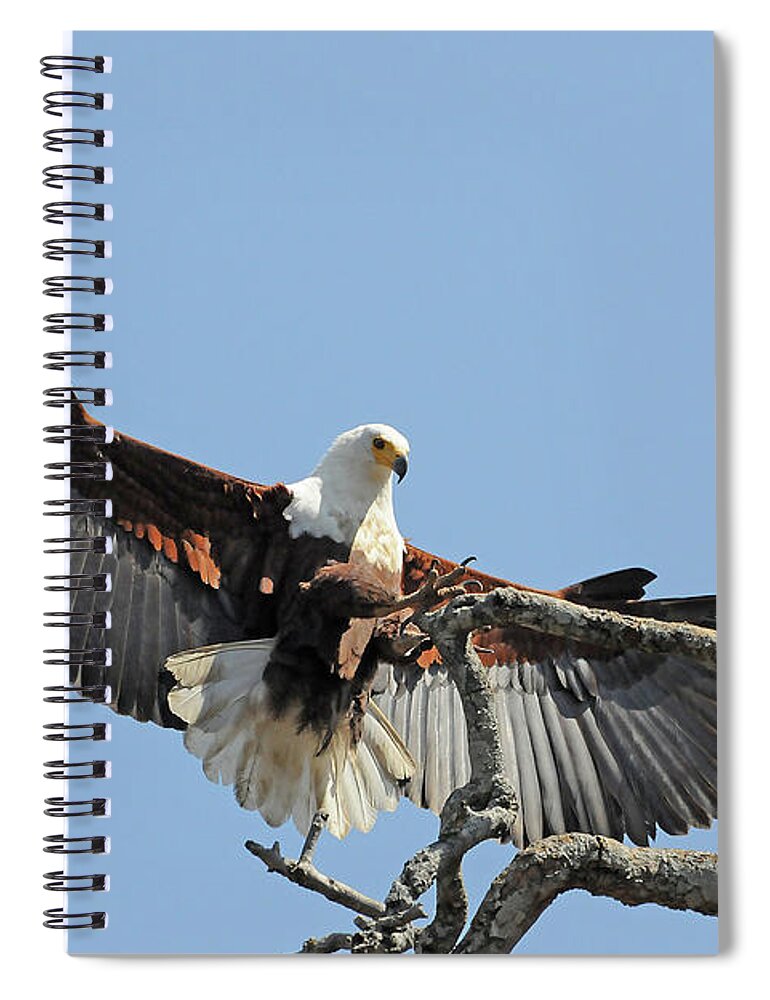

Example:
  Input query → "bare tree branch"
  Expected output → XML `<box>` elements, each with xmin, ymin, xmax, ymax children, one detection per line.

<box><xmin>456</xmin><ymin>833</ymin><xmax>718</xmax><ymax>954</ymax></box>
<box><xmin>244</xmin><ymin>838</ymin><xmax>386</xmax><ymax>919</ymax></box>
<box><xmin>301</xmin><ymin>932</ymin><xmax>354</xmax><ymax>954</ymax></box>
<box><xmin>417</xmin><ymin>587</ymin><xmax>717</xmax><ymax>668</ymax></box>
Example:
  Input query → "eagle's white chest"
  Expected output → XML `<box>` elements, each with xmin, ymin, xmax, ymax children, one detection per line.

<box><xmin>285</xmin><ymin>474</ymin><xmax>404</xmax><ymax>584</ymax></box>
<box><xmin>350</xmin><ymin>496</ymin><xmax>405</xmax><ymax>583</ymax></box>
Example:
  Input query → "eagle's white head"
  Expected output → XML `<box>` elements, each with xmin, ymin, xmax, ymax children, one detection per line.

<box><xmin>315</xmin><ymin>423</ymin><xmax>410</xmax><ymax>485</ymax></box>
<box><xmin>285</xmin><ymin>424</ymin><xmax>410</xmax><ymax>556</ymax></box>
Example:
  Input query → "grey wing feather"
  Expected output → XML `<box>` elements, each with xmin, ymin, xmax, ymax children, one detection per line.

<box><xmin>371</xmin><ymin>646</ymin><xmax>716</xmax><ymax>847</ymax></box>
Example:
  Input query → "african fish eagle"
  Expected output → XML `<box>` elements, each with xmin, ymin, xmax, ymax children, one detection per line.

<box><xmin>69</xmin><ymin>404</ymin><xmax>716</xmax><ymax>845</ymax></box>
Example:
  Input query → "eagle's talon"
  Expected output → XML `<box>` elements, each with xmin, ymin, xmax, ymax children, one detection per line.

<box><xmin>393</xmin><ymin>564</ymin><xmax>477</xmax><ymax>632</ymax></box>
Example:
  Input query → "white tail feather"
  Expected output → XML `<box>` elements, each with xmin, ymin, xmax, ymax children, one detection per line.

<box><xmin>165</xmin><ymin>640</ymin><xmax>416</xmax><ymax>838</ymax></box>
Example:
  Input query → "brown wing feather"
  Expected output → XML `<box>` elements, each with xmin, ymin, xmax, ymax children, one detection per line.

<box><xmin>69</xmin><ymin>405</ymin><xmax>343</xmax><ymax>727</ymax></box>
<box><xmin>73</xmin><ymin>403</ymin><xmax>292</xmax><ymax>598</ymax></box>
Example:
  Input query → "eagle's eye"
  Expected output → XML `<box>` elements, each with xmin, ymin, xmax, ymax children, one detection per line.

<box><xmin>373</xmin><ymin>437</ymin><xmax>386</xmax><ymax>450</ymax></box>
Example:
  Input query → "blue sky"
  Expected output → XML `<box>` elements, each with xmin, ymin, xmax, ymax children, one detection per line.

<box><xmin>68</xmin><ymin>30</ymin><xmax>715</xmax><ymax>954</ymax></box>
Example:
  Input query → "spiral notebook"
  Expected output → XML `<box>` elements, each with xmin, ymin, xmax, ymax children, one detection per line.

<box><xmin>43</xmin><ymin>31</ymin><xmax>718</xmax><ymax>955</ymax></box>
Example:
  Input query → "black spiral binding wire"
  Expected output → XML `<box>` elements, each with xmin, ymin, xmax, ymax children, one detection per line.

<box><xmin>42</xmin><ymin>53</ymin><xmax>111</xmax><ymax>933</ymax></box>
<box><xmin>41</xmin><ymin>55</ymin><xmax>109</xmax><ymax>79</ymax></box>
<box><xmin>43</xmin><ymin>129</ymin><xmax>110</xmax><ymax>152</ymax></box>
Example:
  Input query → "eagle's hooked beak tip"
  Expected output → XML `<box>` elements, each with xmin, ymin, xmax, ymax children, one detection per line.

<box><xmin>393</xmin><ymin>454</ymin><xmax>408</xmax><ymax>483</ymax></box>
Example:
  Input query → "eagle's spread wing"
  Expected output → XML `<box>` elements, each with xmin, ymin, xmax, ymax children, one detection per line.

<box><xmin>69</xmin><ymin>405</ymin><xmax>307</xmax><ymax>727</ymax></box>
<box><xmin>69</xmin><ymin>408</ymin><xmax>716</xmax><ymax>845</ymax></box>
<box><xmin>371</xmin><ymin>544</ymin><xmax>717</xmax><ymax>846</ymax></box>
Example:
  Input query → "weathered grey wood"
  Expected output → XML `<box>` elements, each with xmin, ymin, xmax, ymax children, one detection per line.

<box><xmin>415</xmin><ymin>587</ymin><xmax>717</xmax><ymax>668</ymax></box>
<box><xmin>456</xmin><ymin>833</ymin><xmax>718</xmax><ymax>954</ymax></box>
<box><xmin>244</xmin><ymin>839</ymin><xmax>385</xmax><ymax>919</ymax></box>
